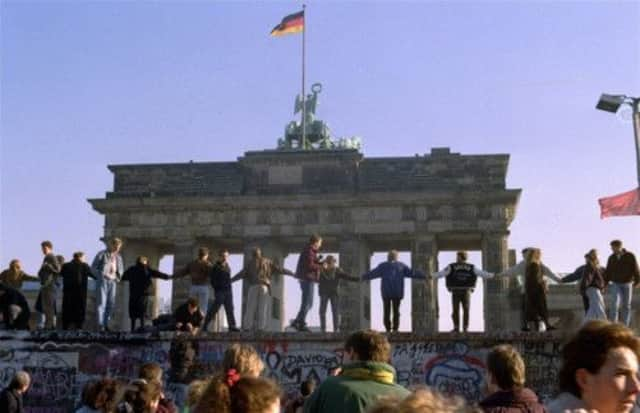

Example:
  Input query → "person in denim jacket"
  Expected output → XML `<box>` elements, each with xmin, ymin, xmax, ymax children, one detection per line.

<box><xmin>91</xmin><ymin>237</ymin><xmax>124</xmax><ymax>332</ymax></box>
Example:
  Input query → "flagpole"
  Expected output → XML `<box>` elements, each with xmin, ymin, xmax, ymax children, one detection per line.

<box><xmin>301</xmin><ymin>4</ymin><xmax>306</xmax><ymax>150</ymax></box>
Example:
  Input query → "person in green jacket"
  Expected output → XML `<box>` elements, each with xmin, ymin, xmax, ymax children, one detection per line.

<box><xmin>304</xmin><ymin>330</ymin><xmax>410</xmax><ymax>413</ymax></box>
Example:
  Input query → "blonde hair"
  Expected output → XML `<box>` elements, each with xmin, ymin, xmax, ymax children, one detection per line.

<box><xmin>222</xmin><ymin>343</ymin><xmax>264</xmax><ymax>376</ymax></box>
<box><xmin>368</xmin><ymin>388</ymin><xmax>475</xmax><ymax>413</ymax></box>
<box><xmin>186</xmin><ymin>379</ymin><xmax>208</xmax><ymax>408</ymax></box>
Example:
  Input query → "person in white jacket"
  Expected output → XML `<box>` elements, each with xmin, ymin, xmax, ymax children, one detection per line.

<box><xmin>431</xmin><ymin>251</ymin><xmax>494</xmax><ymax>333</ymax></box>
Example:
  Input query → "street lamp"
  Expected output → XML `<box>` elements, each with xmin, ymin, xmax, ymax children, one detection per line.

<box><xmin>596</xmin><ymin>93</ymin><xmax>640</xmax><ymax>186</ymax></box>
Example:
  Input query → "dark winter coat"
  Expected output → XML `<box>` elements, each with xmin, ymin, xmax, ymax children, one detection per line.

<box><xmin>605</xmin><ymin>249</ymin><xmax>640</xmax><ymax>284</ymax></box>
<box><xmin>362</xmin><ymin>261</ymin><xmax>425</xmax><ymax>299</ymax></box>
<box><xmin>61</xmin><ymin>259</ymin><xmax>95</xmax><ymax>327</ymax></box>
<box><xmin>319</xmin><ymin>267</ymin><xmax>359</xmax><ymax>297</ymax></box>
<box><xmin>296</xmin><ymin>245</ymin><xmax>322</xmax><ymax>282</ymax></box>
<box><xmin>122</xmin><ymin>263</ymin><xmax>170</xmax><ymax>319</ymax></box>
<box><xmin>479</xmin><ymin>388</ymin><xmax>547</xmax><ymax>413</ymax></box>
<box><xmin>0</xmin><ymin>285</ymin><xmax>30</xmax><ymax>330</ymax></box>
<box><xmin>210</xmin><ymin>261</ymin><xmax>232</xmax><ymax>292</ymax></box>
<box><xmin>0</xmin><ymin>388</ymin><xmax>23</xmax><ymax>413</ymax></box>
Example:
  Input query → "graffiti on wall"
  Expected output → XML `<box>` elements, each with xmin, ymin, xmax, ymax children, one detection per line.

<box><xmin>0</xmin><ymin>332</ymin><xmax>563</xmax><ymax>412</ymax></box>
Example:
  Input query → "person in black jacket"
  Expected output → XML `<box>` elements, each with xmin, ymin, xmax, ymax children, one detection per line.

<box><xmin>0</xmin><ymin>371</ymin><xmax>30</xmax><ymax>413</ymax></box>
<box><xmin>0</xmin><ymin>284</ymin><xmax>31</xmax><ymax>330</ymax></box>
<box><xmin>203</xmin><ymin>249</ymin><xmax>239</xmax><ymax>332</ymax></box>
<box><xmin>122</xmin><ymin>256</ymin><xmax>171</xmax><ymax>332</ymax></box>
<box><xmin>318</xmin><ymin>255</ymin><xmax>359</xmax><ymax>332</ymax></box>
<box><xmin>60</xmin><ymin>252</ymin><xmax>95</xmax><ymax>330</ymax></box>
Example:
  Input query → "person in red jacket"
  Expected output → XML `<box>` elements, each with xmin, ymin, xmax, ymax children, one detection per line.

<box><xmin>291</xmin><ymin>234</ymin><xmax>323</xmax><ymax>332</ymax></box>
<box><xmin>479</xmin><ymin>345</ymin><xmax>546</xmax><ymax>413</ymax></box>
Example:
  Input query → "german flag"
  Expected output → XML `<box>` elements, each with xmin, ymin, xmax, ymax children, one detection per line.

<box><xmin>270</xmin><ymin>10</ymin><xmax>304</xmax><ymax>36</ymax></box>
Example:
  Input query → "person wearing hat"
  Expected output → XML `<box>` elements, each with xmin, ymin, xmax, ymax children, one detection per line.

<box><xmin>431</xmin><ymin>251</ymin><xmax>494</xmax><ymax>333</ymax></box>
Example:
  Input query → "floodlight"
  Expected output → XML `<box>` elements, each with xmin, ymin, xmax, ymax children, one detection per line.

<box><xmin>596</xmin><ymin>94</ymin><xmax>627</xmax><ymax>113</ymax></box>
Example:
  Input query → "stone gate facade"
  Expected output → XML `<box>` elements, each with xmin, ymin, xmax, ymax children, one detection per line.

<box><xmin>89</xmin><ymin>147</ymin><xmax>522</xmax><ymax>333</ymax></box>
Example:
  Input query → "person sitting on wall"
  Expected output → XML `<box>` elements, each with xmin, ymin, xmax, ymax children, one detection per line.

<box><xmin>174</xmin><ymin>297</ymin><xmax>204</xmax><ymax>335</ymax></box>
<box><xmin>479</xmin><ymin>344</ymin><xmax>546</xmax><ymax>413</ymax></box>
<box><xmin>0</xmin><ymin>284</ymin><xmax>31</xmax><ymax>330</ymax></box>
<box><xmin>430</xmin><ymin>251</ymin><xmax>494</xmax><ymax>333</ymax></box>
<box><xmin>361</xmin><ymin>250</ymin><xmax>425</xmax><ymax>333</ymax></box>
<box><xmin>122</xmin><ymin>255</ymin><xmax>172</xmax><ymax>332</ymax></box>
<box><xmin>0</xmin><ymin>260</ymin><xmax>39</xmax><ymax>290</ymax></box>
<box><xmin>303</xmin><ymin>329</ymin><xmax>410</xmax><ymax>413</ymax></box>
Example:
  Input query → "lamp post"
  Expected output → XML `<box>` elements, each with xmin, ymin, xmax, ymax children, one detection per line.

<box><xmin>596</xmin><ymin>93</ymin><xmax>640</xmax><ymax>186</ymax></box>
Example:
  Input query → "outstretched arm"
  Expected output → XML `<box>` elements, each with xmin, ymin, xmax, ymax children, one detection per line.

<box><xmin>500</xmin><ymin>262</ymin><xmax>524</xmax><ymax>278</ymax></box>
<box><xmin>230</xmin><ymin>268</ymin><xmax>246</xmax><ymax>283</ymax></box>
<box><xmin>361</xmin><ymin>265</ymin><xmax>383</xmax><ymax>281</ymax></box>
<box><xmin>431</xmin><ymin>265</ymin><xmax>451</xmax><ymax>280</ymax></box>
<box><xmin>336</xmin><ymin>268</ymin><xmax>359</xmax><ymax>282</ymax></box>
<box><xmin>404</xmin><ymin>265</ymin><xmax>426</xmax><ymax>280</ymax></box>
<box><xmin>560</xmin><ymin>267</ymin><xmax>582</xmax><ymax>283</ymax></box>
<box><xmin>541</xmin><ymin>263</ymin><xmax>563</xmax><ymax>283</ymax></box>
<box><xmin>21</xmin><ymin>271</ymin><xmax>40</xmax><ymax>283</ymax></box>
<box><xmin>473</xmin><ymin>268</ymin><xmax>494</xmax><ymax>279</ymax></box>
<box><xmin>150</xmin><ymin>268</ymin><xmax>172</xmax><ymax>280</ymax></box>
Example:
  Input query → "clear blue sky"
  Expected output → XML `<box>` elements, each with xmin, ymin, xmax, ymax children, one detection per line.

<box><xmin>2</xmin><ymin>1</ymin><xmax>639</xmax><ymax>332</ymax></box>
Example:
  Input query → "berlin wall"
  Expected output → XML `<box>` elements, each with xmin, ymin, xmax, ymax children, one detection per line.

<box><xmin>0</xmin><ymin>331</ymin><xmax>562</xmax><ymax>412</ymax></box>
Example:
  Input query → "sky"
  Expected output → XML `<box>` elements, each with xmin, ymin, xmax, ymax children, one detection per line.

<box><xmin>1</xmin><ymin>0</ymin><xmax>639</xmax><ymax>332</ymax></box>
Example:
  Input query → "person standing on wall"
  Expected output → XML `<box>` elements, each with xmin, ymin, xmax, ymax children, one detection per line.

<box><xmin>318</xmin><ymin>255</ymin><xmax>359</xmax><ymax>333</ymax></box>
<box><xmin>362</xmin><ymin>250</ymin><xmax>425</xmax><ymax>333</ymax></box>
<box><xmin>60</xmin><ymin>251</ymin><xmax>95</xmax><ymax>330</ymax></box>
<box><xmin>37</xmin><ymin>240</ymin><xmax>61</xmax><ymax>330</ymax></box>
<box><xmin>431</xmin><ymin>251</ymin><xmax>494</xmax><ymax>333</ymax></box>
<box><xmin>91</xmin><ymin>237</ymin><xmax>124</xmax><ymax>332</ymax></box>
<box><xmin>563</xmin><ymin>249</ymin><xmax>607</xmax><ymax>323</ymax></box>
<box><xmin>121</xmin><ymin>255</ymin><xmax>172</xmax><ymax>332</ymax></box>
<box><xmin>172</xmin><ymin>247</ymin><xmax>213</xmax><ymax>325</ymax></box>
<box><xmin>291</xmin><ymin>234</ymin><xmax>324</xmax><ymax>332</ymax></box>
<box><xmin>204</xmin><ymin>248</ymin><xmax>240</xmax><ymax>333</ymax></box>
<box><xmin>605</xmin><ymin>240</ymin><xmax>640</xmax><ymax>326</ymax></box>
<box><xmin>500</xmin><ymin>247</ymin><xmax>561</xmax><ymax>331</ymax></box>
<box><xmin>232</xmin><ymin>247</ymin><xmax>294</xmax><ymax>331</ymax></box>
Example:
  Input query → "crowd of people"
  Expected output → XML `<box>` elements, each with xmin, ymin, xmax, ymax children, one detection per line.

<box><xmin>0</xmin><ymin>235</ymin><xmax>638</xmax><ymax>334</ymax></box>
<box><xmin>2</xmin><ymin>321</ymin><xmax>640</xmax><ymax>413</ymax></box>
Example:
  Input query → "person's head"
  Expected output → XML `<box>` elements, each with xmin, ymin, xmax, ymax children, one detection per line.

<box><xmin>368</xmin><ymin>388</ymin><xmax>472</xmax><ymax>413</ymax></box>
<box><xmin>187</xmin><ymin>297</ymin><xmax>199</xmax><ymax>314</ymax></box>
<box><xmin>611</xmin><ymin>240</ymin><xmax>623</xmax><ymax>255</ymax></box>
<box><xmin>387</xmin><ymin>250</ymin><xmax>399</xmax><ymax>262</ymax></box>
<box><xmin>219</xmin><ymin>249</ymin><xmax>230</xmax><ymax>263</ymax></box>
<box><xmin>344</xmin><ymin>330</ymin><xmax>391</xmax><ymax>363</ymax></box>
<box><xmin>195</xmin><ymin>376</ymin><xmax>281</xmax><ymax>413</ymax></box>
<box><xmin>9</xmin><ymin>371</ymin><xmax>30</xmax><ymax>394</ymax></box>
<box><xmin>186</xmin><ymin>379</ymin><xmax>208</xmax><ymax>409</ymax></box>
<box><xmin>300</xmin><ymin>379</ymin><xmax>316</xmax><ymax>397</ymax></box>
<box><xmin>9</xmin><ymin>259</ymin><xmax>21</xmax><ymax>272</ymax></box>
<box><xmin>324</xmin><ymin>255</ymin><xmax>337</xmax><ymax>270</ymax></box>
<box><xmin>222</xmin><ymin>343</ymin><xmax>265</xmax><ymax>378</ymax></box>
<box><xmin>485</xmin><ymin>345</ymin><xmax>526</xmax><ymax>393</ymax></box>
<box><xmin>41</xmin><ymin>240</ymin><xmax>53</xmax><ymax>255</ymax></box>
<box><xmin>456</xmin><ymin>251</ymin><xmax>468</xmax><ymax>263</ymax></box>
<box><xmin>559</xmin><ymin>320</ymin><xmax>640</xmax><ymax>413</ymax></box>
<box><xmin>520</xmin><ymin>247</ymin><xmax>531</xmax><ymax>259</ymax></box>
<box><xmin>130</xmin><ymin>380</ymin><xmax>163</xmax><ymax>413</ymax></box>
<box><xmin>108</xmin><ymin>237</ymin><xmax>123</xmax><ymax>253</ymax></box>
<box><xmin>89</xmin><ymin>378</ymin><xmax>123</xmax><ymax>412</ymax></box>
<box><xmin>525</xmin><ymin>248</ymin><xmax>541</xmax><ymax>264</ymax></box>
<box><xmin>73</xmin><ymin>252</ymin><xmax>85</xmax><ymax>262</ymax></box>
<box><xmin>252</xmin><ymin>247</ymin><xmax>262</xmax><ymax>260</ymax></box>
<box><xmin>138</xmin><ymin>362</ymin><xmax>163</xmax><ymax>384</ymax></box>
<box><xmin>310</xmin><ymin>234</ymin><xmax>323</xmax><ymax>250</ymax></box>
<box><xmin>584</xmin><ymin>249</ymin><xmax>599</xmax><ymax>267</ymax></box>
<box><xmin>137</xmin><ymin>256</ymin><xmax>149</xmax><ymax>267</ymax></box>
<box><xmin>198</xmin><ymin>247</ymin><xmax>209</xmax><ymax>260</ymax></box>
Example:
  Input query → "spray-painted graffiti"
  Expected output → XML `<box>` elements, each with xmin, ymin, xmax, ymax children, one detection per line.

<box><xmin>0</xmin><ymin>331</ymin><xmax>564</xmax><ymax>412</ymax></box>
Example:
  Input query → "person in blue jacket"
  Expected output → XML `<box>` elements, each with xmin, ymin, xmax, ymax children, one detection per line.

<box><xmin>361</xmin><ymin>250</ymin><xmax>425</xmax><ymax>332</ymax></box>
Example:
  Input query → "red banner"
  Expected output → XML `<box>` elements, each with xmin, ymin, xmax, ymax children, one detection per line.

<box><xmin>598</xmin><ymin>187</ymin><xmax>640</xmax><ymax>218</ymax></box>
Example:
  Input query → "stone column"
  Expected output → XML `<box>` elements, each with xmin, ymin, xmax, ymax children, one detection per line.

<box><xmin>481</xmin><ymin>232</ymin><xmax>512</xmax><ymax>332</ymax></box>
<box><xmin>338</xmin><ymin>237</ymin><xmax>371</xmax><ymax>332</ymax></box>
<box><xmin>261</xmin><ymin>241</ymin><xmax>287</xmax><ymax>332</ymax></box>
<box><xmin>171</xmin><ymin>239</ymin><xmax>198</xmax><ymax>312</ymax></box>
<box><xmin>411</xmin><ymin>236</ymin><xmax>439</xmax><ymax>334</ymax></box>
